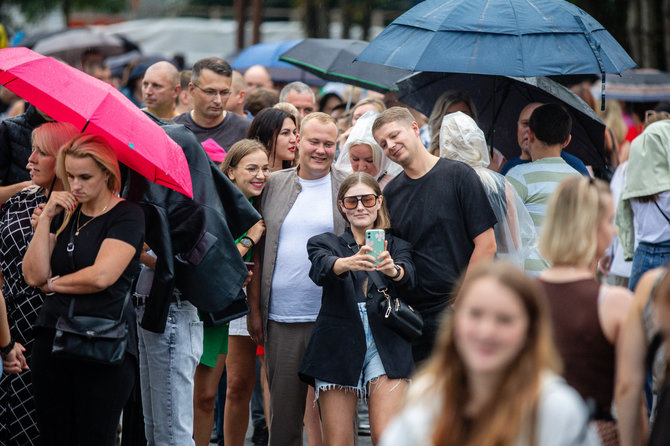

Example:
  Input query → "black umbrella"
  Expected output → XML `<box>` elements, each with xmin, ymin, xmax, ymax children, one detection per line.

<box><xmin>397</xmin><ymin>72</ymin><xmax>606</xmax><ymax>167</ymax></box>
<box><xmin>279</xmin><ymin>38</ymin><xmax>412</xmax><ymax>93</ymax></box>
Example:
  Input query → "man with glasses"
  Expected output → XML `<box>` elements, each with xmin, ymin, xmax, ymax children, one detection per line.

<box><xmin>174</xmin><ymin>57</ymin><xmax>250</xmax><ymax>155</ymax></box>
<box><xmin>248</xmin><ymin>112</ymin><xmax>348</xmax><ymax>446</ymax></box>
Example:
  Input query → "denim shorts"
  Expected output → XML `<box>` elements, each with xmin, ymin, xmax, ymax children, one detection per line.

<box><xmin>629</xmin><ymin>240</ymin><xmax>670</xmax><ymax>292</ymax></box>
<box><xmin>315</xmin><ymin>303</ymin><xmax>386</xmax><ymax>400</ymax></box>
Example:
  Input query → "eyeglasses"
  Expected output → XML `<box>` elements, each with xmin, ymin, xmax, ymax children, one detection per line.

<box><xmin>243</xmin><ymin>166</ymin><xmax>270</xmax><ymax>176</ymax></box>
<box><xmin>341</xmin><ymin>194</ymin><xmax>379</xmax><ymax>210</ymax></box>
<box><xmin>193</xmin><ymin>83</ymin><xmax>231</xmax><ymax>98</ymax></box>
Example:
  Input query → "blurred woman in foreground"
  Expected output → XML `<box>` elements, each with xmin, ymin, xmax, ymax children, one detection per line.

<box><xmin>380</xmin><ymin>262</ymin><xmax>598</xmax><ymax>446</ymax></box>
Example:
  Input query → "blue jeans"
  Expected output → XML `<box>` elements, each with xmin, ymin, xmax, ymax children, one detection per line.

<box><xmin>315</xmin><ymin>303</ymin><xmax>386</xmax><ymax>400</ymax></box>
<box><xmin>629</xmin><ymin>240</ymin><xmax>670</xmax><ymax>292</ymax></box>
<box><xmin>137</xmin><ymin>300</ymin><xmax>203</xmax><ymax>446</ymax></box>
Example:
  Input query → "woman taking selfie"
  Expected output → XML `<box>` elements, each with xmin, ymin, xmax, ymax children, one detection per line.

<box><xmin>23</xmin><ymin>134</ymin><xmax>144</xmax><ymax>445</ymax></box>
<box><xmin>299</xmin><ymin>172</ymin><xmax>416</xmax><ymax>445</ymax></box>
<box><xmin>381</xmin><ymin>262</ymin><xmax>598</xmax><ymax>446</ymax></box>
<box><xmin>247</xmin><ymin>108</ymin><xmax>298</xmax><ymax>172</ymax></box>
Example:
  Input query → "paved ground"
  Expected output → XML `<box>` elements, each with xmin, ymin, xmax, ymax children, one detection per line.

<box><xmin>210</xmin><ymin>420</ymin><xmax>374</xmax><ymax>445</ymax></box>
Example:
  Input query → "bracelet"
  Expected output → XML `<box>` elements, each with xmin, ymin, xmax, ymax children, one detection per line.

<box><xmin>391</xmin><ymin>264</ymin><xmax>402</xmax><ymax>279</ymax></box>
<box><xmin>47</xmin><ymin>275</ymin><xmax>60</xmax><ymax>293</ymax></box>
<box><xmin>0</xmin><ymin>339</ymin><xmax>15</xmax><ymax>356</ymax></box>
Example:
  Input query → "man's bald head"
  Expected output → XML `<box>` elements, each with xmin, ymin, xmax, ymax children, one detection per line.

<box><xmin>142</xmin><ymin>61</ymin><xmax>180</xmax><ymax>118</ymax></box>
<box><xmin>244</xmin><ymin>65</ymin><xmax>273</xmax><ymax>90</ymax></box>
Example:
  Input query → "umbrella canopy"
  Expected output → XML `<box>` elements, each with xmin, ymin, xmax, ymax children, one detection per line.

<box><xmin>32</xmin><ymin>28</ymin><xmax>127</xmax><ymax>67</ymax></box>
<box><xmin>397</xmin><ymin>72</ymin><xmax>606</xmax><ymax>166</ymax></box>
<box><xmin>279</xmin><ymin>38</ymin><xmax>412</xmax><ymax>93</ymax></box>
<box><xmin>605</xmin><ymin>69</ymin><xmax>670</xmax><ymax>102</ymax></box>
<box><xmin>356</xmin><ymin>0</ymin><xmax>636</xmax><ymax>77</ymax></box>
<box><xmin>231</xmin><ymin>40</ymin><xmax>325</xmax><ymax>85</ymax></box>
<box><xmin>0</xmin><ymin>47</ymin><xmax>192</xmax><ymax>198</ymax></box>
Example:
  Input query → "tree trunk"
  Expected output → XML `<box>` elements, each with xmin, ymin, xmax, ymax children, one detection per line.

<box><xmin>362</xmin><ymin>0</ymin><xmax>373</xmax><ymax>41</ymax></box>
<box><xmin>663</xmin><ymin>0</ymin><xmax>670</xmax><ymax>70</ymax></box>
<box><xmin>304</xmin><ymin>0</ymin><xmax>329</xmax><ymax>38</ymax></box>
<box><xmin>626</xmin><ymin>0</ymin><xmax>641</xmax><ymax>64</ymax></box>
<box><xmin>62</xmin><ymin>0</ymin><xmax>71</xmax><ymax>27</ymax></box>
<box><xmin>234</xmin><ymin>0</ymin><xmax>246</xmax><ymax>51</ymax></box>
<box><xmin>640</xmin><ymin>0</ymin><xmax>657</xmax><ymax>67</ymax></box>
<box><xmin>251</xmin><ymin>0</ymin><xmax>263</xmax><ymax>45</ymax></box>
<box><xmin>341</xmin><ymin>0</ymin><xmax>352</xmax><ymax>39</ymax></box>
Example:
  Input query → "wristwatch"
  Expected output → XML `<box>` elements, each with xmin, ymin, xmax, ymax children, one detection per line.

<box><xmin>239</xmin><ymin>236</ymin><xmax>255</xmax><ymax>249</ymax></box>
<box><xmin>391</xmin><ymin>264</ymin><xmax>402</xmax><ymax>279</ymax></box>
<box><xmin>0</xmin><ymin>338</ymin><xmax>15</xmax><ymax>356</ymax></box>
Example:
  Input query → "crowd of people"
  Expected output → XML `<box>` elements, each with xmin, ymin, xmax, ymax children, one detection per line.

<box><xmin>0</xmin><ymin>48</ymin><xmax>669</xmax><ymax>446</ymax></box>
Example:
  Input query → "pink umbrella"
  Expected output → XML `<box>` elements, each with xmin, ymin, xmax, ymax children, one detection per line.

<box><xmin>0</xmin><ymin>47</ymin><xmax>193</xmax><ymax>197</ymax></box>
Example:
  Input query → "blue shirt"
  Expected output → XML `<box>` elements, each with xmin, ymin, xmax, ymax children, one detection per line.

<box><xmin>500</xmin><ymin>152</ymin><xmax>590</xmax><ymax>176</ymax></box>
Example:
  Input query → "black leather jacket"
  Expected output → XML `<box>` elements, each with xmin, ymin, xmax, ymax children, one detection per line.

<box><xmin>123</xmin><ymin>113</ymin><xmax>261</xmax><ymax>333</ymax></box>
<box><xmin>0</xmin><ymin>104</ymin><xmax>47</xmax><ymax>185</ymax></box>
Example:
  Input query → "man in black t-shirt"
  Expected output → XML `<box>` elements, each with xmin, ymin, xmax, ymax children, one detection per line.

<box><xmin>372</xmin><ymin>107</ymin><xmax>497</xmax><ymax>363</ymax></box>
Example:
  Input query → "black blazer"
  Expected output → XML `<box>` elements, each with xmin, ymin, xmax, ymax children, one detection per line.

<box><xmin>299</xmin><ymin>230</ymin><xmax>416</xmax><ymax>387</ymax></box>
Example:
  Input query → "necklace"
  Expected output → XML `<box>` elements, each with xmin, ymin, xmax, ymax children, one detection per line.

<box><xmin>75</xmin><ymin>202</ymin><xmax>109</xmax><ymax>236</ymax></box>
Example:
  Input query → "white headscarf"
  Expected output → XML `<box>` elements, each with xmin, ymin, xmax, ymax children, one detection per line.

<box><xmin>334</xmin><ymin>110</ymin><xmax>402</xmax><ymax>178</ymax></box>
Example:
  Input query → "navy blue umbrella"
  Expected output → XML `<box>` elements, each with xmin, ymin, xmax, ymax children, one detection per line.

<box><xmin>356</xmin><ymin>0</ymin><xmax>636</xmax><ymax>77</ymax></box>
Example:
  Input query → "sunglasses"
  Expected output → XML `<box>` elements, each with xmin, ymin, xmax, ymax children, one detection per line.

<box><xmin>341</xmin><ymin>194</ymin><xmax>379</xmax><ymax>210</ymax></box>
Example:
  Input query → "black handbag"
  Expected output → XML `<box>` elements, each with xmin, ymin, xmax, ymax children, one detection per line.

<box><xmin>52</xmin><ymin>293</ymin><xmax>129</xmax><ymax>365</ymax></box>
<box><xmin>342</xmin><ymin>232</ymin><xmax>423</xmax><ymax>340</ymax></box>
<box><xmin>51</xmin><ymin>213</ymin><xmax>129</xmax><ymax>365</ymax></box>
<box><xmin>367</xmin><ymin>270</ymin><xmax>423</xmax><ymax>341</ymax></box>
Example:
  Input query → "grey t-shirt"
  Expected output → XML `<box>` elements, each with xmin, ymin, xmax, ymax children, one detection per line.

<box><xmin>173</xmin><ymin>111</ymin><xmax>250</xmax><ymax>152</ymax></box>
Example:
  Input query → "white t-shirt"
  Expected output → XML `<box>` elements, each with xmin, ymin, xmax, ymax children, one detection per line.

<box><xmin>269</xmin><ymin>173</ymin><xmax>334</xmax><ymax>323</ymax></box>
<box><xmin>631</xmin><ymin>189</ymin><xmax>670</xmax><ymax>244</ymax></box>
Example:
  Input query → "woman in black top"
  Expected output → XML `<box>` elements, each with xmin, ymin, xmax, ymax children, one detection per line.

<box><xmin>23</xmin><ymin>134</ymin><xmax>144</xmax><ymax>446</ymax></box>
<box><xmin>299</xmin><ymin>172</ymin><xmax>415</xmax><ymax>445</ymax></box>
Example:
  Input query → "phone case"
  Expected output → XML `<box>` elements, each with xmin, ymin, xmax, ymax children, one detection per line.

<box><xmin>366</xmin><ymin>229</ymin><xmax>385</xmax><ymax>265</ymax></box>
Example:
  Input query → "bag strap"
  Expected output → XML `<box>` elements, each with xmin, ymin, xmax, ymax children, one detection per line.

<box><xmin>65</xmin><ymin>206</ymin><xmax>130</xmax><ymax>322</ymax></box>
<box><xmin>654</xmin><ymin>200</ymin><xmax>670</xmax><ymax>226</ymax></box>
<box><xmin>340</xmin><ymin>231</ymin><xmax>389</xmax><ymax>292</ymax></box>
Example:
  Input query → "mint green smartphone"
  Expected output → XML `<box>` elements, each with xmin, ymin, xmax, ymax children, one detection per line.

<box><xmin>365</xmin><ymin>229</ymin><xmax>385</xmax><ymax>266</ymax></box>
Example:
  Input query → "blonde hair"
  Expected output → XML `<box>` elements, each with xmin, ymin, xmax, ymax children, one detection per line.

<box><xmin>336</xmin><ymin>172</ymin><xmax>390</xmax><ymax>230</ymax></box>
<box><xmin>418</xmin><ymin>262</ymin><xmax>560</xmax><ymax>446</ymax></box>
<box><xmin>352</xmin><ymin>97</ymin><xmax>386</xmax><ymax>116</ymax></box>
<box><xmin>300</xmin><ymin>111</ymin><xmax>336</xmax><ymax>134</ymax></box>
<box><xmin>274</xmin><ymin>102</ymin><xmax>301</xmax><ymax>130</ymax></box>
<box><xmin>32</xmin><ymin>122</ymin><xmax>80</xmax><ymax>158</ymax></box>
<box><xmin>55</xmin><ymin>134</ymin><xmax>121</xmax><ymax>237</ymax></box>
<box><xmin>539</xmin><ymin>177</ymin><xmax>611</xmax><ymax>266</ymax></box>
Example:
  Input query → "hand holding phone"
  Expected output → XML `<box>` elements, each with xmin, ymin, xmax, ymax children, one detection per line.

<box><xmin>365</xmin><ymin>229</ymin><xmax>385</xmax><ymax>266</ymax></box>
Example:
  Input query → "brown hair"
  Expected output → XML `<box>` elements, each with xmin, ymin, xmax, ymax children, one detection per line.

<box><xmin>428</xmin><ymin>90</ymin><xmax>478</xmax><ymax>155</ymax></box>
<box><xmin>419</xmin><ymin>262</ymin><xmax>560</xmax><ymax>446</ymax></box>
<box><xmin>371</xmin><ymin>106</ymin><xmax>415</xmax><ymax>135</ymax></box>
<box><xmin>336</xmin><ymin>172</ymin><xmax>391</xmax><ymax>230</ymax></box>
<box><xmin>219</xmin><ymin>139</ymin><xmax>267</xmax><ymax>176</ymax></box>
<box><xmin>55</xmin><ymin>134</ymin><xmax>122</xmax><ymax>237</ymax></box>
<box><xmin>539</xmin><ymin>176</ymin><xmax>612</xmax><ymax>266</ymax></box>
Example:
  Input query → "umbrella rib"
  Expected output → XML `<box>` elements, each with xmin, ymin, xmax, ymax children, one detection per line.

<box><xmin>82</xmin><ymin>120</ymin><xmax>90</xmax><ymax>132</ymax></box>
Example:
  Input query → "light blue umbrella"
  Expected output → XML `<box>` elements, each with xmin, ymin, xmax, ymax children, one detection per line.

<box><xmin>231</xmin><ymin>40</ymin><xmax>325</xmax><ymax>85</ymax></box>
<box><xmin>356</xmin><ymin>0</ymin><xmax>636</xmax><ymax>77</ymax></box>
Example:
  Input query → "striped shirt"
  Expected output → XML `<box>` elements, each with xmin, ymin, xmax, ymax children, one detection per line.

<box><xmin>506</xmin><ymin>157</ymin><xmax>581</xmax><ymax>274</ymax></box>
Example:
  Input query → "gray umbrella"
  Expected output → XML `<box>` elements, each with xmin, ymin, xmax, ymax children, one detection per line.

<box><xmin>279</xmin><ymin>38</ymin><xmax>412</xmax><ymax>93</ymax></box>
<box><xmin>32</xmin><ymin>28</ymin><xmax>126</xmax><ymax>67</ymax></box>
<box><xmin>397</xmin><ymin>72</ymin><xmax>606</xmax><ymax>167</ymax></box>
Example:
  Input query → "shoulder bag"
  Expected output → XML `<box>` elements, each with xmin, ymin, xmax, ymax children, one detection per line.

<box><xmin>342</xmin><ymin>232</ymin><xmax>423</xmax><ymax>340</ymax></box>
<box><xmin>51</xmin><ymin>210</ymin><xmax>129</xmax><ymax>365</ymax></box>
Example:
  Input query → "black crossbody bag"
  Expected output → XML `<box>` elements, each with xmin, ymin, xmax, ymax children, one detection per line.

<box><xmin>342</xmin><ymin>232</ymin><xmax>423</xmax><ymax>340</ymax></box>
<box><xmin>51</xmin><ymin>211</ymin><xmax>129</xmax><ymax>365</ymax></box>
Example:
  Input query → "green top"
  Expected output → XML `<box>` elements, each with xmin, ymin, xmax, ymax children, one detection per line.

<box><xmin>616</xmin><ymin>121</ymin><xmax>670</xmax><ymax>259</ymax></box>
